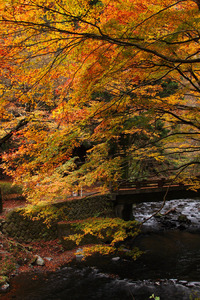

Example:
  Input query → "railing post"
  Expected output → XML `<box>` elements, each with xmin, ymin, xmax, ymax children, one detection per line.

<box><xmin>158</xmin><ymin>178</ymin><xmax>165</xmax><ymax>187</ymax></box>
<box><xmin>135</xmin><ymin>180</ymin><xmax>141</xmax><ymax>189</ymax></box>
<box><xmin>109</xmin><ymin>181</ymin><xmax>114</xmax><ymax>193</ymax></box>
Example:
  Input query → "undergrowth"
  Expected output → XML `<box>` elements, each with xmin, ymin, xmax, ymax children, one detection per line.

<box><xmin>0</xmin><ymin>182</ymin><xmax>23</xmax><ymax>196</ymax></box>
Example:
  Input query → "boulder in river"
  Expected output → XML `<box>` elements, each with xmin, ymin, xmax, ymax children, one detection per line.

<box><xmin>178</xmin><ymin>214</ymin><xmax>191</xmax><ymax>224</ymax></box>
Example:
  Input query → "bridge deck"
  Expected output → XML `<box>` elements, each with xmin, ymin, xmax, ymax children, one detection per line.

<box><xmin>111</xmin><ymin>179</ymin><xmax>200</xmax><ymax>204</ymax></box>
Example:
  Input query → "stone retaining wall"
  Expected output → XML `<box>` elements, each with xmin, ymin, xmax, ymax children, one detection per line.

<box><xmin>2</xmin><ymin>210</ymin><xmax>58</xmax><ymax>242</ymax></box>
<box><xmin>1</xmin><ymin>194</ymin><xmax>115</xmax><ymax>242</ymax></box>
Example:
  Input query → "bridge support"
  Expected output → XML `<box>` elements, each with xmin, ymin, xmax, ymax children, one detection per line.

<box><xmin>114</xmin><ymin>203</ymin><xmax>134</xmax><ymax>221</ymax></box>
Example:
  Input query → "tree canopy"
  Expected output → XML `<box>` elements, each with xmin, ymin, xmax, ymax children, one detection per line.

<box><xmin>0</xmin><ymin>0</ymin><xmax>199</xmax><ymax>202</ymax></box>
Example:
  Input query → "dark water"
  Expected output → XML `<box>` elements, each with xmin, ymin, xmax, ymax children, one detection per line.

<box><xmin>2</xmin><ymin>267</ymin><xmax>200</xmax><ymax>300</ymax></box>
<box><xmin>2</xmin><ymin>230</ymin><xmax>200</xmax><ymax>300</ymax></box>
<box><xmin>2</xmin><ymin>198</ymin><xmax>200</xmax><ymax>300</ymax></box>
<box><xmin>82</xmin><ymin>230</ymin><xmax>200</xmax><ymax>282</ymax></box>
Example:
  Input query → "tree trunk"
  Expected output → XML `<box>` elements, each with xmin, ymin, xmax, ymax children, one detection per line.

<box><xmin>0</xmin><ymin>188</ymin><xmax>2</xmax><ymax>213</ymax></box>
<box><xmin>194</xmin><ymin>0</ymin><xmax>200</xmax><ymax>10</ymax></box>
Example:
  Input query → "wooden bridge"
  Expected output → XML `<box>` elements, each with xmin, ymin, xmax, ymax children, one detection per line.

<box><xmin>111</xmin><ymin>178</ymin><xmax>200</xmax><ymax>220</ymax></box>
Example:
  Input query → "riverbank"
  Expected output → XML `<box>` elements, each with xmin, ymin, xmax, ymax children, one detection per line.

<box><xmin>0</xmin><ymin>228</ymin><xmax>77</xmax><ymax>292</ymax></box>
<box><xmin>0</xmin><ymin>192</ymin><xmax>137</xmax><ymax>293</ymax></box>
<box><xmin>0</xmin><ymin>196</ymin><xmax>76</xmax><ymax>291</ymax></box>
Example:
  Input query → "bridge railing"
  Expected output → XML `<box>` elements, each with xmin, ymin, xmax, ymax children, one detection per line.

<box><xmin>116</xmin><ymin>178</ymin><xmax>187</xmax><ymax>191</ymax></box>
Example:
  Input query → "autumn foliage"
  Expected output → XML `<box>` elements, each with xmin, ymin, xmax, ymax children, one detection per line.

<box><xmin>0</xmin><ymin>0</ymin><xmax>199</xmax><ymax>202</ymax></box>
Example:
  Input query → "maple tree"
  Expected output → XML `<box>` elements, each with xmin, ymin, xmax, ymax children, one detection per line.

<box><xmin>0</xmin><ymin>0</ymin><xmax>199</xmax><ymax>202</ymax></box>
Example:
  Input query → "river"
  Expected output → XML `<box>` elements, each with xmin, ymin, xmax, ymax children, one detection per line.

<box><xmin>1</xmin><ymin>197</ymin><xmax>200</xmax><ymax>300</ymax></box>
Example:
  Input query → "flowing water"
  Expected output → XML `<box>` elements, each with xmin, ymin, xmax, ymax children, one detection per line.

<box><xmin>133</xmin><ymin>197</ymin><xmax>200</xmax><ymax>231</ymax></box>
<box><xmin>1</xmin><ymin>198</ymin><xmax>200</xmax><ymax>300</ymax></box>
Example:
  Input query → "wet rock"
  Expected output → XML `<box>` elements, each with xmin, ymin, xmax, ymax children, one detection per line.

<box><xmin>112</xmin><ymin>257</ymin><xmax>120</xmax><ymax>262</ymax></box>
<box><xmin>178</xmin><ymin>214</ymin><xmax>191</xmax><ymax>224</ymax></box>
<box><xmin>169</xmin><ymin>279</ymin><xmax>178</xmax><ymax>284</ymax></box>
<box><xmin>178</xmin><ymin>224</ymin><xmax>186</xmax><ymax>230</ymax></box>
<box><xmin>179</xmin><ymin>280</ymin><xmax>187</xmax><ymax>285</ymax></box>
<box><xmin>186</xmin><ymin>282</ymin><xmax>196</xmax><ymax>287</ymax></box>
<box><xmin>155</xmin><ymin>215</ymin><xmax>178</xmax><ymax>229</ymax></box>
<box><xmin>186</xmin><ymin>281</ymin><xmax>200</xmax><ymax>287</ymax></box>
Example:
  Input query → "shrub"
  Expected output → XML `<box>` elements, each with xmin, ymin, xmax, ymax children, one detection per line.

<box><xmin>65</xmin><ymin>217</ymin><xmax>142</xmax><ymax>259</ymax></box>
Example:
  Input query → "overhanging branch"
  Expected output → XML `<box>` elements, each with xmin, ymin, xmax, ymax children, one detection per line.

<box><xmin>0</xmin><ymin>118</ymin><xmax>28</xmax><ymax>147</ymax></box>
